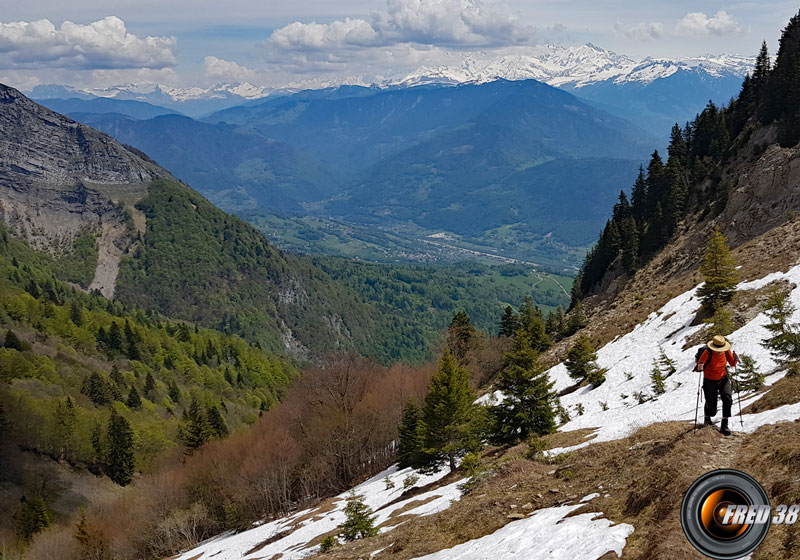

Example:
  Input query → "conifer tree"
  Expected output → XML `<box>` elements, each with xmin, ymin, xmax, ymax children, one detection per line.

<box><xmin>107</xmin><ymin>409</ymin><xmax>135</xmax><ymax>486</ymax></box>
<box><xmin>338</xmin><ymin>492</ymin><xmax>378</xmax><ymax>542</ymax></box>
<box><xmin>565</xmin><ymin>301</ymin><xmax>587</xmax><ymax>335</ymax></box>
<box><xmin>180</xmin><ymin>396</ymin><xmax>212</xmax><ymax>450</ymax></box>
<box><xmin>657</xmin><ymin>347</ymin><xmax>677</xmax><ymax>378</ymax></box>
<box><xmin>107</xmin><ymin>321</ymin><xmax>123</xmax><ymax>351</ymax></box>
<box><xmin>447</xmin><ymin>311</ymin><xmax>476</xmax><ymax>361</ymax></box>
<box><xmin>53</xmin><ymin>396</ymin><xmax>77</xmax><ymax>460</ymax></box>
<box><xmin>697</xmin><ymin>227</ymin><xmax>738</xmax><ymax>311</ymax></box>
<box><xmin>16</xmin><ymin>495</ymin><xmax>51</xmax><ymax>540</ymax></box>
<box><xmin>3</xmin><ymin>329</ymin><xmax>22</xmax><ymax>351</ymax></box>
<box><xmin>489</xmin><ymin>332</ymin><xmax>556</xmax><ymax>444</ymax></box>
<box><xmin>498</xmin><ymin>305</ymin><xmax>519</xmax><ymax>338</ymax></box>
<box><xmin>753</xmin><ymin>40</ymin><xmax>772</xmax><ymax>93</ymax></box>
<box><xmin>704</xmin><ymin>307</ymin><xmax>736</xmax><ymax>337</ymax></box>
<box><xmin>565</xmin><ymin>335</ymin><xmax>606</xmax><ymax>387</ymax></box>
<box><xmin>168</xmin><ymin>380</ymin><xmax>182</xmax><ymax>404</ymax></box>
<box><xmin>418</xmin><ymin>352</ymin><xmax>479</xmax><ymax>471</ymax></box>
<box><xmin>143</xmin><ymin>372</ymin><xmax>156</xmax><ymax>399</ymax></box>
<box><xmin>126</xmin><ymin>387</ymin><xmax>142</xmax><ymax>409</ymax></box>
<box><xmin>631</xmin><ymin>166</ymin><xmax>648</xmax><ymax>222</ymax></box>
<box><xmin>69</xmin><ymin>300</ymin><xmax>83</xmax><ymax>327</ymax></box>
<box><xmin>651</xmin><ymin>361</ymin><xmax>666</xmax><ymax>396</ymax></box>
<box><xmin>207</xmin><ymin>405</ymin><xmax>229</xmax><ymax>438</ymax></box>
<box><xmin>734</xmin><ymin>354</ymin><xmax>765</xmax><ymax>392</ymax></box>
<box><xmin>82</xmin><ymin>372</ymin><xmax>114</xmax><ymax>407</ymax></box>
<box><xmin>518</xmin><ymin>297</ymin><xmax>550</xmax><ymax>351</ymax></box>
<box><xmin>397</xmin><ymin>399</ymin><xmax>423</xmax><ymax>468</ymax></box>
<box><xmin>761</xmin><ymin>290</ymin><xmax>800</xmax><ymax>365</ymax></box>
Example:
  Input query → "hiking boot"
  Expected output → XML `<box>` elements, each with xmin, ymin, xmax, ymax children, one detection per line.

<box><xmin>704</xmin><ymin>416</ymin><xmax>714</xmax><ymax>427</ymax></box>
<box><xmin>720</xmin><ymin>418</ymin><xmax>731</xmax><ymax>436</ymax></box>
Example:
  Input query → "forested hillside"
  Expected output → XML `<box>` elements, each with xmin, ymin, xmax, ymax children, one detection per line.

<box><xmin>574</xmin><ymin>14</ymin><xmax>800</xmax><ymax>303</ymax></box>
<box><xmin>0</xmin><ymin>222</ymin><xmax>298</xmax><ymax>548</ymax></box>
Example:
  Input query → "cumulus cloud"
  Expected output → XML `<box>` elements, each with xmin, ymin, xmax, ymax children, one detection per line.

<box><xmin>267</xmin><ymin>0</ymin><xmax>532</xmax><ymax>55</ymax></box>
<box><xmin>0</xmin><ymin>16</ymin><xmax>176</xmax><ymax>70</ymax></box>
<box><xmin>204</xmin><ymin>56</ymin><xmax>258</xmax><ymax>82</ymax></box>
<box><xmin>614</xmin><ymin>21</ymin><xmax>664</xmax><ymax>41</ymax></box>
<box><xmin>676</xmin><ymin>11</ymin><xmax>743</xmax><ymax>36</ymax></box>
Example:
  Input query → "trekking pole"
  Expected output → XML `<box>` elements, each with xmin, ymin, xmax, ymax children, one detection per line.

<box><xmin>735</xmin><ymin>361</ymin><xmax>744</xmax><ymax>428</ymax></box>
<box><xmin>694</xmin><ymin>368</ymin><xmax>703</xmax><ymax>431</ymax></box>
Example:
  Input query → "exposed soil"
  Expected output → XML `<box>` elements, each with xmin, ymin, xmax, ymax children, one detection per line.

<box><xmin>314</xmin><ymin>419</ymin><xmax>800</xmax><ymax>560</ymax></box>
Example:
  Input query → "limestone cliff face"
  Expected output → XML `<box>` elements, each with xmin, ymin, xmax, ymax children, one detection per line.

<box><xmin>0</xmin><ymin>83</ymin><xmax>165</xmax><ymax>296</ymax></box>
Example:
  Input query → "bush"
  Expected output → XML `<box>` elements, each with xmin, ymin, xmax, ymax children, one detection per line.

<box><xmin>319</xmin><ymin>535</ymin><xmax>338</xmax><ymax>552</ymax></box>
<box><xmin>402</xmin><ymin>473</ymin><xmax>420</xmax><ymax>490</ymax></box>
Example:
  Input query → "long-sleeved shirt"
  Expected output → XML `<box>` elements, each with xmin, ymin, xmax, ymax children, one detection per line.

<box><xmin>697</xmin><ymin>349</ymin><xmax>737</xmax><ymax>380</ymax></box>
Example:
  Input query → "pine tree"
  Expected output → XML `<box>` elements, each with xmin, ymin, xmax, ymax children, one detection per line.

<box><xmin>565</xmin><ymin>335</ymin><xmax>606</xmax><ymax>387</ymax></box>
<box><xmin>107</xmin><ymin>409</ymin><xmax>135</xmax><ymax>486</ymax></box>
<box><xmin>53</xmin><ymin>396</ymin><xmax>77</xmax><ymax>460</ymax></box>
<box><xmin>631</xmin><ymin>166</ymin><xmax>648</xmax><ymax>223</ymax></box>
<box><xmin>650</xmin><ymin>361</ymin><xmax>666</xmax><ymax>396</ymax></box>
<box><xmin>619</xmin><ymin>216</ymin><xmax>640</xmax><ymax>273</ymax></box>
<box><xmin>490</xmin><ymin>332</ymin><xmax>556</xmax><ymax>444</ymax></box>
<box><xmin>697</xmin><ymin>227</ymin><xmax>738</xmax><ymax>311</ymax></box>
<box><xmin>69</xmin><ymin>300</ymin><xmax>83</xmax><ymax>327</ymax></box>
<box><xmin>565</xmin><ymin>301</ymin><xmax>587</xmax><ymax>335</ymax></box>
<box><xmin>338</xmin><ymin>492</ymin><xmax>378</xmax><ymax>542</ymax></box>
<box><xmin>447</xmin><ymin>311</ymin><xmax>476</xmax><ymax>361</ymax></box>
<box><xmin>107</xmin><ymin>321</ymin><xmax>123</xmax><ymax>351</ymax></box>
<box><xmin>518</xmin><ymin>296</ymin><xmax>550</xmax><ymax>351</ymax></box>
<box><xmin>704</xmin><ymin>306</ymin><xmax>736</xmax><ymax>337</ymax></box>
<box><xmin>397</xmin><ymin>399</ymin><xmax>423</xmax><ymax>468</ymax></box>
<box><xmin>168</xmin><ymin>380</ymin><xmax>182</xmax><ymax>404</ymax></box>
<box><xmin>753</xmin><ymin>40</ymin><xmax>772</xmax><ymax>93</ymax></box>
<box><xmin>498</xmin><ymin>305</ymin><xmax>519</xmax><ymax>338</ymax></box>
<box><xmin>734</xmin><ymin>355</ymin><xmax>765</xmax><ymax>392</ymax></box>
<box><xmin>418</xmin><ymin>353</ymin><xmax>479</xmax><ymax>471</ymax></box>
<box><xmin>82</xmin><ymin>372</ymin><xmax>114</xmax><ymax>407</ymax></box>
<box><xmin>207</xmin><ymin>405</ymin><xmax>229</xmax><ymax>438</ymax></box>
<box><xmin>657</xmin><ymin>347</ymin><xmax>677</xmax><ymax>378</ymax></box>
<box><xmin>126</xmin><ymin>387</ymin><xmax>142</xmax><ymax>409</ymax></box>
<box><xmin>143</xmin><ymin>372</ymin><xmax>156</xmax><ymax>399</ymax></box>
<box><xmin>16</xmin><ymin>495</ymin><xmax>51</xmax><ymax>540</ymax></box>
<box><xmin>3</xmin><ymin>329</ymin><xmax>22</xmax><ymax>351</ymax></box>
<box><xmin>180</xmin><ymin>396</ymin><xmax>212</xmax><ymax>450</ymax></box>
<box><xmin>761</xmin><ymin>290</ymin><xmax>800</xmax><ymax>365</ymax></box>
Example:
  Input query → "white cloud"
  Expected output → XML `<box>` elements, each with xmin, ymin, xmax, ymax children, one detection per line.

<box><xmin>204</xmin><ymin>56</ymin><xmax>257</xmax><ymax>82</ymax></box>
<box><xmin>267</xmin><ymin>0</ymin><xmax>532</xmax><ymax>55</ymax></box>
<box><xmin>614</xmin><ymin>21</ymin><xmax>664</xmax><ymax>41</ymax></box>
<box><xmin>676</xmin><ymin>11</ymin><xmax>743</xmax><ymax>36</ymax></box>
<box><xmin>0</xmin><ymin>16</ymin><xmax>176</xmax><ymax>70</ymax></box>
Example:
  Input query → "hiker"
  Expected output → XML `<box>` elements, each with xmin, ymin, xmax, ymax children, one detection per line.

<box><xmin>696</xmin><ymin>335</ymin><xmax>738</xmax><ymax>436</ymax></box>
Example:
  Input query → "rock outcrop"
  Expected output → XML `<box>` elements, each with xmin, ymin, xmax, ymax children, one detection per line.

<box><xmin>0</xmin><ymin>83</ymin><xmax>166</xmax><ymax>296</ymax></box>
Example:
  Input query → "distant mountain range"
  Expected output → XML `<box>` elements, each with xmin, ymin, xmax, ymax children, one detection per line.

<box><xmin>27</xmin><ymin>43</ymin><xmax>753</xmax><ymax>127</ymax></box>
<box><xmin>58</xmin><ymin>78</ymin><xmax>656</xmax><ymax>269</ymax></box>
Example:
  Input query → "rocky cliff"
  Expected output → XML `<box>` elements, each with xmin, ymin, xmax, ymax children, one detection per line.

<box><xmin>0</xmin><ymin>84</ymin><xmax>166</xmax><ymax>296</ymax></box>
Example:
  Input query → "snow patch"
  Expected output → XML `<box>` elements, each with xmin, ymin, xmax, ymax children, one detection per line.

<box><xmin>542</xmin><ymin>262</ymin><xmax>800</xmax><ymax>455</ymax></box>
<box><xmin>174</xmin><ymin>465</ymin><xmax>459</xmax><ymax>560</ymax></box>
<box><xmin>410</xmin><ymin>503</ymin><xmax>633</xmax><ymax>560</ymax></box>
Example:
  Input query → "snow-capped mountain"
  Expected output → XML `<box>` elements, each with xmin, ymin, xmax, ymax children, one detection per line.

<box><xmin>395</xmin><ymin>44</ymin><xmax>753</xmax><ymax>88</ymax></box>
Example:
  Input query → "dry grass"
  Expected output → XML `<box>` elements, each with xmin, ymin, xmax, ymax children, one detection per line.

<box><xmin>311</xmin><ymin>418</ymin><xmax>800</xmax><ymax>560</ymax></box>
<box><xmin>743</xmin><ymin>374</ymin><xmax>800</xmax><ymax>414</ymax></box>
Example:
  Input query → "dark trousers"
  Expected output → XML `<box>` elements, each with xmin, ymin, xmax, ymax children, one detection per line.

<box><xmin>703</xmin><ymin>375</ymin><xmax>733</xmax><ymax>418</ymax></box>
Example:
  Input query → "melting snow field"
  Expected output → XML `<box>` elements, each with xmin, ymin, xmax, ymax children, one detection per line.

<box><xmin>411</xmin><ymin>497</ymin><xmax>633</xmax><ymax>560</ymax></box>
<box><xmin>174</xmin><ymin>465</ymin><xmax>465</xmax><ymax>560</ymax></box>
<box><xmin>539</xmin><ymin>261</ymin><xmax>800</xmax><ymax>454</ymax></box>
<box><xmin>177</xmin><ymin>262</ymin><xmax>800</xmax><ymax>560</ymax></box>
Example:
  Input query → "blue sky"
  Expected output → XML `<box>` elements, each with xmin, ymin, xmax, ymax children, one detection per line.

<box><xmin>1</xmin><ymin>1</ymin><xmax>798</xmax><ymax>90</ymax></box>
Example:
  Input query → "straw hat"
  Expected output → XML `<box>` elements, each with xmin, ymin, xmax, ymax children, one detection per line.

<box><xmin>707</xmin><ymin>335</ymin><xmax>731</xmax><ymax>352</ymax></box>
